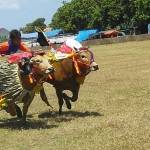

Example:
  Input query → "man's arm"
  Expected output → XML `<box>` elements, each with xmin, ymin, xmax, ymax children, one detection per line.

<box><xmin>19</xmin><ymin>42</ymin><xmax>31</xmax><ymax>52</ymax></box>
<box><xmin>0</xmin><ymin>42</ymin><xmax>9</xmax><ymax>54</ymax></box>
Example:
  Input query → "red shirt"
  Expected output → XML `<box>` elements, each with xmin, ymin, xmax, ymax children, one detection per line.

<box><xmin>0</xmin><ymin>41</ymin><xmax>31</xmax><ymax>54</ymax></box>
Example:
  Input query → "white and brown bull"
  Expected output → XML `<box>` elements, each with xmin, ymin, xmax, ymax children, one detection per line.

<box><xmin>0</xmin><ymin>52</ymin><xmax>54</xmax><ymax>124</ymax></box>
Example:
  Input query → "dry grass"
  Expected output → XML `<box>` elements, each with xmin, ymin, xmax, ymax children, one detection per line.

<box><xmin>1</xmin><ymin>40</ymin><xmax>150</xmax><ymax>150</ymax></box>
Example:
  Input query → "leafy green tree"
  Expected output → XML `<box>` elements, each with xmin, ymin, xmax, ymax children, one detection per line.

<box><xmin>0</xmin><ymin>36</ymin><xmax>7</xmax><ymax>42</ymax></box>
<box><xmin>50</xmin><ymin>0</ymin><xmax>150</xmax><ymax>33</ymax></box>
<box><xmin>50</xmin><ymin>0</ymin><xmax>101</xmax><ymax>32</ymax></box>
<box><xmin>21</xmin><ymin>18</ymin><xmax>46</xmax><ymax>33</ymax></box>
<box><xmin>132</xmin><ymin>0</ymin><xmax>150</xmax><ymax>33</ymax></box>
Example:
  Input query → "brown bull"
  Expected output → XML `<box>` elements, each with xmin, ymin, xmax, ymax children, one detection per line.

<box><xmin>0</xmin><ymin>53</ymin><xmax>54</xmax><ymax>123</ymax></box>
<box><xmin>40</xmin><ymin>49</ymin><xmax>99</xmax><ymax>114</ymax></box>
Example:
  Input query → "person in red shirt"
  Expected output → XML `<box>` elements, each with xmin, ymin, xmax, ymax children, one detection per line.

<box><xmin>0</xmin><ymin>29</ymin><xmax>31</xmax><ymax>55</ymax></box>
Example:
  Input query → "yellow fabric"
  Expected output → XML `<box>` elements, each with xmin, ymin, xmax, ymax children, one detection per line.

<box><xmin>46</xmin><ymin>52</ymin><xmax>57</xmax><ymax>63</ymax></box>
<box><xmin>0</xmin><ymin>96</ymin><xmax>8</xmax><ymax>110</ymax></box>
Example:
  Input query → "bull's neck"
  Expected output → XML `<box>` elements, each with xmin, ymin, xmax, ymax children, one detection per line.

<box><xmin>19</xmin><ymin>71</ymin><xmax>45</xmax><ymax>90</ymax></box>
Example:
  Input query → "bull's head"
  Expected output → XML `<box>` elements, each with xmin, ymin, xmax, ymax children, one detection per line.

<box><xmin>19</xmin><ymin>54</ymin><xmax>54</xmax><ymax>76</ymax></box>
<box><xmin>74</xmin><ymin>47</ymin><xmax>99</xmax><ymax>75</ymax></box>
<box><xmin>30</xmin><ymin>55</ymin><xmax>54</xmax><ymax>75</ymax></box>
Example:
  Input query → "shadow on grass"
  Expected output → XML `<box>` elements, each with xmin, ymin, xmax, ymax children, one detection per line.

<box><xmin>0</xmin><ymin>111</ymin><xmax>102</xmax><ymax>129</ymax></box>
<box><xmin>0</xmin><ymin>118</ymin><xmax>58</xmax><ymax>130</ymax></box>
<box><xmin>38</xmin><ymin>111</ymin><xmax>103</xmax><ymax>122</ymax></box>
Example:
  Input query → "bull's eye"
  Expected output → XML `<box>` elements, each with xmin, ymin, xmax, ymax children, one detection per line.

<box><xmin>36</xmin><ymin>59</ymin><xmax>42</xmax><ymax>63</ymax></box>
<box><xmin>48</xmin><ymin>59</ymin><xmax>51</xmax><ymax>63</ymax></box>
<box><xmin>81</xmin><ymin>55</ymin><xmax>86</xmax><ymax>59</ymax></box>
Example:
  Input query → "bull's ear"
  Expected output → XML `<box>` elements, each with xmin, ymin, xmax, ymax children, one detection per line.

<box><xmin>19</xmin><ymin>58</ymin><xmax>32</xmax><ymax>75</ymax></box>
<box><xmin>19</xmin><ymin>57</ymin><xmax>29</xmax><ymax>66</ymax></box>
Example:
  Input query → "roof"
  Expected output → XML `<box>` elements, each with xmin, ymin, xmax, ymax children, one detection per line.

<box><xmin>75</xmin><ymin>29</ymin><xmax>98</xmax><ymax>42</ymax></box>
<box><xmin>21</xmin><ymin>29</ymin><xmax>63</xmax><ymax>39</ymax></box>
<box><xmin>45</xmin><ymin>29</ymin><xmax>63</xmax><ymax>37</ymax></box>
<box><xmin>102</xmin><ymin>30</ymin><xmax>118</xmax><ymax>35</ymax></box>
<box><xmin>21</xmin><ymin>32</ymin><xmax>38</xmax><ymax>39</ymax></box>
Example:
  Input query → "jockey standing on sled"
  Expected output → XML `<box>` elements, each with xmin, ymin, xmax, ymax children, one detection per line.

<box><xmin>0</xmin><ymin>29</ymin><xmax>31</xmax><ymax>55</ymax></box>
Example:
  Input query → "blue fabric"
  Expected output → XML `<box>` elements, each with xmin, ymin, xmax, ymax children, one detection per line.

<box><xmin>148</xmin><ymin>24</ymin><xmax>150</xmax><ymax>34</ymax></box>
<box><xmin>21</xmin><ymin>29</ymin><xmax>63</xmax><ymax>39</ymax></box>
<box><xmin>45</xmin><ymin>29</ymin><xmax>63</xmax><ymax>37</ymax></box>
<box><xmin>75</xmin><ymin>29</ymin><xmax>98</xmax><ymax>42</ymax></box>
<box><xmin>7</xmin><ymin>40</ymin><xmax>19</xmax><ymax>55</ymax></box>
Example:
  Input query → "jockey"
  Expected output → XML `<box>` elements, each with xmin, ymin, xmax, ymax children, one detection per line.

<box><xmin>0</xmin><ymin>29</ymin><xmax>31</xmax><ymax>55</ymax></box>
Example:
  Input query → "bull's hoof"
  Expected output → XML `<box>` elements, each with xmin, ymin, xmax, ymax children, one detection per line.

<box><xmin>15</xmin><ymin>104</ymin><xmax>23</xmax><ymax>118</ymax></box>
<box><xmin>65</xmin><ymin>100</ymin><xmax>71</xmax><ymax>109</ymax></box>
<box><xmin>70</xmin><ymin>98</ymin><xmax>78</xmax><ymax>102</ymax></box>
<box><xmin>59</xmin><ymin>109</ymin><xmax>62</xmax><ymax>115</ymax></box>
<box><xmin>22</xmin><ymin>120</ymin><xmax>27</xmax><ymax>126</ymax></box>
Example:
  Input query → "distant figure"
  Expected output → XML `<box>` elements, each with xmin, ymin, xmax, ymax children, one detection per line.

<box><xmin>0</xmin><ymin>29</ymin><xmax>31</xmax><ymax>55</ymax></box>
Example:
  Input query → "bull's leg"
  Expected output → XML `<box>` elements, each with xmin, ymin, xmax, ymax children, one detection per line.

<box><xmin>5</xmin><ymin>102</ymin><xmax>22</xmax><ymax>118</ymax></box>
<box><xmin>59</xmin><ymin>83</ymin><xmax>80</xmax><ymax>110</ymax></box>
<box><xmin>62</xmin><ymin>93</ymin><xmax>72</xmax><ymax>109</ymax></box>
<box><xmin>61</xmin><ymin>81</ymin><xmax>80</xmax><ymax>102</ymax></box>
<box><xmin>5</xmin><ymin>102</ymin><xmax>17</xmax><ymax>116</ymax></box>
<box><xmin>55</xmin><ymin>89</ymin><xmax>64</xmax><ymax>115</ymax></box>
<box><xmin>70</xmin><ymin>85</ymin><xmax>80</xmax><ymax>102</ymax></box>
<box><xmin>40</xmin><ymin>88</ymin><xmax>53</xmax><ymax>110</ymax></box>
<box><xmin>22</xmin><ymin>93</ymin><xmax>35</xmax><ymax>124</ymax></box>
<box><xmin>14</xmin><ymin>104</ymin><xmax>22</xmax><ymax>118</ymax></box>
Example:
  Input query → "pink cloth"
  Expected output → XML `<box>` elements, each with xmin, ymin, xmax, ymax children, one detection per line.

<box><xmin>57</xmin><ymin>44</ymin><xmax>72</xmax><ymax>54</ymax></box>
<box><xmin>8</xmin><ymin>52</ymin><xmax>32</xmax><ymax>64</ymax></box>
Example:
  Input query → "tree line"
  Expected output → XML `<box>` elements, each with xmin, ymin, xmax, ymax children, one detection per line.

<box><xmin>21</xmin><ymin>0</ymin><xmax>150</xmax><ymax>34</ymax></box>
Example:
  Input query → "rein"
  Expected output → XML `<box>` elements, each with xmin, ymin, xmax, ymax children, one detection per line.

<box><xmin>28</xmin><ymin>70</ymin><xmax>52</xmax><ymax>84</ymax></box>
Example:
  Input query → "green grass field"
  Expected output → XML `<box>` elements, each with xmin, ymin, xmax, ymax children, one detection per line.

<box><xmin>1</xmin><ymin>40</ymin><xmax>150</xmax><ymax>150</ymax></box>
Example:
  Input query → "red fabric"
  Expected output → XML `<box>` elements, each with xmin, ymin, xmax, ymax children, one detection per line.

<box><xmin>57</xmin><ymin>43</ymin><xmax>72</xmax><ymax>54</ymax></box>
<box><xmin>7</xmin><ymin>52</ymin><xmax>32</xmax><ymax>64</ymax></box>
<box><xmin>0</xmin><ymin>42</ymin><xmax>31</xmax><ymax>54</ymax></box>
<box><xmin>0</xmin><ymin>42</ymin><xmax>9</xmax><ymax>53</ymax></box>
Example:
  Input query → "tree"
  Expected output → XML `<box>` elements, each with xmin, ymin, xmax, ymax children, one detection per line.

<box><xmin>0</xmin><ymin>36</ymin><xmax>7</xmax><ymax>42</ymax></box>
<box><xmin>21</xmin><ymin>18</ymin><xmax>46</xmax><ymax>33</ymax></box>
<box><xmin>132</xmin><ymin>0</ymin><xmax>150</xmax><ymax>33</ymax></box>
<box><xmin>50</xmin><ymin>0</ymin><xmax>101</xmax><ymax>32</ymax></box>
<box><xmin>50</xmin><ymin>0</ymin><xmax>125</xmax><ymax>32</ymax></box>
<box><xmin>50</xmin><ymin>0</ymin><xmax>150</xmax><ymax>33</ymax></box>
